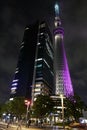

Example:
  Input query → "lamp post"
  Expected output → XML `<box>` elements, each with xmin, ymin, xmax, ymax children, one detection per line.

<box><xmin>60</xmin><ymin>94</ymin><xmax>65</xmax><ymax>129</ymax></box>
<box><xmin>24</xmin><ymin>100</ymin><xmax>30</xmax><ymax>127</ymax></box>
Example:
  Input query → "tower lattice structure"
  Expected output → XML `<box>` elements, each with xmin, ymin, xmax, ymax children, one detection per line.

<box><xmin>53</xmin><ymin>3</ymin><xmax>74</xmax><ymax>97</ymax></box>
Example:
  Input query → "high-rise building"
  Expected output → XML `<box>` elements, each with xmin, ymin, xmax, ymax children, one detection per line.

<box><xmin>32</xmin><ymin>21</ymin><xmax>54</xmax><ymax>103</ymax></box>
<box><xmin>10</xmin><ymin>22</ymin><xmax>39</xmax><ymax>100</ymax></box>
<box><xmin>10</xmin><ymin>21</ymin><xmax>54</xmax><ymax>102</ymax></box>
<box><xmin>53</xmin><ymin>3</ymin><xmax>74</xmax><ymax>97</ymax></box>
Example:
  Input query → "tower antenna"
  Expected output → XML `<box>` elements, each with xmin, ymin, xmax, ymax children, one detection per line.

<box><xmin>54</xmin><ymin>3</ymin><xmax>59</xmax><ymax>17</ymax></box>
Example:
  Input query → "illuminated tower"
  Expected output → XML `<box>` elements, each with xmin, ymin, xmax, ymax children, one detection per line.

<box><xmin>54</xmin><ymin>3</ymin><xmax>74</xmax><ymax>97</ymax></box>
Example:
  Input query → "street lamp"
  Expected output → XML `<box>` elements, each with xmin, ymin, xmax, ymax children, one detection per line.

<box><xmin>24</xmin><ymin>100</ymin><xmax>30</xmax><ymax>126</ymax></box>
<box><xmin>60</xmin><ymin>94</ymin><xmax>65</xmax><ymax>129</ymax></box>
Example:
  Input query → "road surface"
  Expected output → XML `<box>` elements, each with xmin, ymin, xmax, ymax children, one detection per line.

<box><xmin>0</xmin><ymin>121</ymin><xmax>65</xmax><ymax>130</ymax></box>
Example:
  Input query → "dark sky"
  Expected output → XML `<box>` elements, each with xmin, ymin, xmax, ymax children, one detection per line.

<box><xmin>0</xmin><ymin>0</ymin><xmax>87</xmax><ymax>104</ymax></box>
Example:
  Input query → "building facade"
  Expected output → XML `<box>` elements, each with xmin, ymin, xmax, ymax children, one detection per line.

<box><xmin>10</xmin><ymin>22</ymin><xmax>39</xmax><ymax>100</ymax></box>
<box><xmin>10</xmin><ymin>21</ymin><xmax>54</xmax><ymax>102</ymax></box>
<box><xmin>31</xmin><ymin>21</ymin><xmax>54</xmax><ymax>103</ymax></box>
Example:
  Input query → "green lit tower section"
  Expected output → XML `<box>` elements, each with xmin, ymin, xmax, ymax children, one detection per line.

<box><xmin>54</xmin><ymin>3</ymin><xmax>74</xmax><ymax>97</ymax></box>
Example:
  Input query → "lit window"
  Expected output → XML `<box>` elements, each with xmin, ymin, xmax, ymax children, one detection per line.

<box><xmin>35</xmin><ymin>88</ymin><xmax>40</xmax><ymax>92</ymax></box>
<box><xmin>13</xmin><ymin>79</ymin><xmax>19</xmax><ymax>82</ymax></box>
<box><xmin>12</xmin><ymin>83</ymin><xmax>18</xmax><ymax>86</ymax></box>
<box><xmin>37</xmin><ymin>42</ymin><xmax>41</xmax><ymax>45</ymax></box>
<box><xmin>15</xmin><ymin>70</ymin><xmax>19</xmax><ymax>73</ymax></box>
<box><xmin>11</xmin><ymin>87</ymin><xmax>17</xmax><ymax>90</ymax></box>
<box><xmin>35</xmin><ymin>58</ymin><xmax>43</xmax><ymax>61</ymax></box>
<box><xmin>36</xmin><ymin>64</ymin><xmax>42</xmax><ymax>67</ymax></box>
<box><xmin>36</xmin><ymin>84</ymin><xmax>41</xmax><ymax>87</ymax></box>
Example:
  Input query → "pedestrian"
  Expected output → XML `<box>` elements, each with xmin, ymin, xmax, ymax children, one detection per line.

<box><xmin>7</xmin><ymin>119</ymin><xmax>10</xmax><ymax>128</ymax></box>
<box><xmin>27</xmin><ymin>120</ymin><xmax>31</xmax><ymax>128</ymax></box>
<box><xmin>17</xmin><ymin>119</ymin><xmax>22</xmax><ymax>130</ymax></box>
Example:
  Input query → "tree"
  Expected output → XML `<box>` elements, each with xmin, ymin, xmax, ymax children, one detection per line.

<box><xmin>32</xmin><ymin>95</ymin><xmax>55</xmax><ymax>120</ymax></box>
<box><xmin>10</xmin><ymin>97</ymin><xmax>26</xmax><ymax>118</ymax></box>
<box><xmin>64</xmin><ymin>93</ymin><xmax>86</xmax><ymax>122</ymax></box>
<box><xmin>1</xmin><ymin>97</ymin><xmax>26</xmax><ymax>119</ymax></box>
<box><xmin>1</xmin><ymin>101</ymin><xmax>13</xmax><ymax>115</ymax></box>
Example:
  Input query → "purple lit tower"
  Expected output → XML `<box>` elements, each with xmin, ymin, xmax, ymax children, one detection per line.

<box><xmin>53</xmin><ymin>3</ymin><xmax>74</xmax><ymax>97</ymax></box>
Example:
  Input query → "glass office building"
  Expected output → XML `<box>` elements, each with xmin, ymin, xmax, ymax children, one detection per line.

<box><xmin>10</xmin><ymin>22</ymin><xmax>39</xmax><ymax>100</ymax></box>
<box><xmin>10</xmin><ymin>21</ymin><xmax>54</xmax><ymax>102</ymax></box>
<box><xmin>32</xmin><ymin>21</ymin><xmax>54</xmax><ymax>103</ymax></box>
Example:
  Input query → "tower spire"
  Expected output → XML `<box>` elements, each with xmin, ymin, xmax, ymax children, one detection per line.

<box><xmin>54</xmin><ymin>2</ymin><xmax>61</xmax><ymax>27</ymax></box>
<box><xmin>54</xmin><ymin>3</ymin><xmax>59</xmax><ymax>17</ymax></box>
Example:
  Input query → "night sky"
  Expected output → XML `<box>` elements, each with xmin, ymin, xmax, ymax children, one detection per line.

<box><xmin>0</xmin><ymin>0</ymin><xmax>87</xmax><ymax>104</ymax></box>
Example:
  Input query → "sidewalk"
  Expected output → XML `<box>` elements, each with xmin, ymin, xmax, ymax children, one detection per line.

<box><xmin>0</xmin><ymin>121</ymin><xmax>42</xmax><ymax>130</ymax></box>
<box><xmin>10</xmin><ymin>125</ymin><xmax>53</xmax><ymax>130</ymax></box>
<box><xmin>0</xmin><ymin>121</ymin><xmax>65</xmax><ymax>130</ymax></box>
<box><xmin>11</xmin><ymin>125</ymin><xmax>66</xmax><ymax>130</ymax></box>
<box><xmin>5</xmin><ymin>123</ymin><xmax>51</xmax><ymax>130</ymax></box>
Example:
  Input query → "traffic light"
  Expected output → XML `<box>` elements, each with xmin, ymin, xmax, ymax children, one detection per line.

<box><xmin>24</xmin><ymin>99</ymin><xmax>30</xmax><ymax>106</ymax></box>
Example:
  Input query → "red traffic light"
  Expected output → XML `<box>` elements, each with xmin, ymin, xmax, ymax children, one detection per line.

<box><xmin>24</xmin><ymin>100</ymin><xmax>30</xmax><ymax>106</ymax></box>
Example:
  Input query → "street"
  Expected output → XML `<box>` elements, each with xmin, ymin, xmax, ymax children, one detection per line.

<box><xmin>0</xmin><ymin>122</ymin><xmax>64</xmax><ymax>130</ymax></box>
